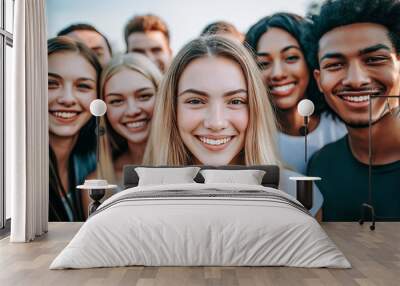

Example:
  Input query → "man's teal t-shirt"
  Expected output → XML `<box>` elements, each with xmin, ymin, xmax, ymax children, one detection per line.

<box><xmin>307</xmin><ymin>135</ymin><xmax>400</xmax><ymax>221</ymax></box>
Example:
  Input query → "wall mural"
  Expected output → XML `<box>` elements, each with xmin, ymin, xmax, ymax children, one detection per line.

<box><xmin>46</xmin><ymin>0</ymin><xmax>400</xmax><ymax>222</ymax></box>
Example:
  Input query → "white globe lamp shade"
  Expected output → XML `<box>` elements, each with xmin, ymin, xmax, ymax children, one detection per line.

<box><xmin>90</xmin><ymin>99</ymin><xmax>107</xmax><ymax>117</ymax></box>
<box><xmin>297</xmin><ymin>99</ymin><xmax>315</xmax><ymax>117</ymax></box>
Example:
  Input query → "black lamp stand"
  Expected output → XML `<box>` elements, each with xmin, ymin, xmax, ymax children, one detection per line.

<box><xmin>359</xmin><ymin>96</ymin><xmax>375</xmax><ymax>230</ymax></box>
<box><xmin>299</xmin><ymin>116</ymin><xmax>309</xmax><ymax>162</ymax></box>
<box><xmin>359</xmin><ymin>95</ymin><xmax>400</xmax><ymax>231</ymax></box>
<box><xmin>89</xmin><ymin>116</ymin><xmax>106</xmax><ymax>216</ymax></box>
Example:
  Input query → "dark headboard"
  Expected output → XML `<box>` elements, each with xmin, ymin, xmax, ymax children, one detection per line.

<box><xmin>123</xmin><ymin>165</ymin><xmax>280</xmax><ymax>189</ymax></box>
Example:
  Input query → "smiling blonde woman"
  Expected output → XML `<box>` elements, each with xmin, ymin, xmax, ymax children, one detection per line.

<box><xmin>143</xmin><ymin>35</ymin><xmax>281</xmax><ymax>166</ymax></box>
<box><xmin>97</xmin><ymin>53</ymin><xmax>162</xmax><ymax>186</ymax></box>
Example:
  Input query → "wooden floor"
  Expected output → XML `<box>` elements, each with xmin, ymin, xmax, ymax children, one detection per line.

<box><xmin>0</xmin><ymin>222</ymin><xmax>399</xmax><ymax>286</ymax></box>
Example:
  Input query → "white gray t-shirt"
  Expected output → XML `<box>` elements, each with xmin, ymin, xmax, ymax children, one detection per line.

<box><xmin>278</xmin><ymin>112</ymin><xmax>347</xmax><ymax>174</ymax></box>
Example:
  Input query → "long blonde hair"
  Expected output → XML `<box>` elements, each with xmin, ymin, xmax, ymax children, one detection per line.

<box><xmin>98</xmin><ymin>53</ymin><xmax>162</xmax><ymax>183</ymax></box>
<box><xmin>143</xmin><ymin>35</ymin><xmax>281</xmax><ymax>166</ymax></box>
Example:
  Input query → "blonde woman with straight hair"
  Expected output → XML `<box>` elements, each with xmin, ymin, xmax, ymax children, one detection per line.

<box><xmin>96</xmin><ymin>53</ymin><xmax>162</xmax><ymax>186</ymax></box>
<box><xmin>143</xmin><ymin>35</ymin><xmax>281</xmax><ymax>166</ymax></box>
<box><xmin>143</xmin><ymin>35</ymin><xmax>324</xmax><ymax>219</ymax></box>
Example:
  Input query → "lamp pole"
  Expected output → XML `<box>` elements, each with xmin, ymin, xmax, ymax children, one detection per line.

<box><xmin>359</xmin><ymin>94</ymin><xmax>400</xmax><ymax>230</ymax></box>
<box><xmin>96</xmin><ymin>116</ymin><xmax>100</xmax><ymax>178</ymax></box>
<box><xmin>90</xmin><ymin>99</ymin><xmax>107</xmax><ymax>179</ymax></box>
<box><xmin>297</xmin><ymin>99</ymin><xmax>315</xmax><ymax>162</ymax></box>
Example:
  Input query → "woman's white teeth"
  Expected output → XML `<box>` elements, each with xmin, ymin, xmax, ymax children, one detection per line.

<box><xmin>271</xmin><ymin>83</ymin><xmax>295</xmax><ymax>92</ymax></box>
<box><xmin>343</xmin><ymin>95</ymin><xmax>369</xmax><ymax>102</ymax></box>
<box><xmin>53</xmin><ymin>111</ymin><xmax>78</xmax><ymax>119</ymax></box>
<box><xmin>199</xmin><ymin>137</ymin><xmax>231</xmax><ymax>146</ymax></box>
<box><xmin>126</xmin><ymin>120</ymin><xmax>146</xmax><ymax>128</ymax></box>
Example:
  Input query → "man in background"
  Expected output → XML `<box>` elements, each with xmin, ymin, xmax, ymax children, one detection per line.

<box><xmin>124</xmin><ymin>14</ymin><xmax>172</xmax><ymax>73</ymax></box>
<box><xmin>200</xmin><ymin>21</ymin><xmax>244</xmax><ymax>42</ymax></box>
<box><xmin>306</xmin><ymin>0</ymin><xmax>400</xmax><ymax>221</ymax></box>
<box><xmin>58</xmin><ymin>23</ymin><xmax>112</xmax><ymax>67</ymax></box>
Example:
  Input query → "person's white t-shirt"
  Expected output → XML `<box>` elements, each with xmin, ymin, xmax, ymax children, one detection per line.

<box><xmin>278</xmin><ymin>112</ymin><xmax>347</xmax><ymax>174</ymax></box>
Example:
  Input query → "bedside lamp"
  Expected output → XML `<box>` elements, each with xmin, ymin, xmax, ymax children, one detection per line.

<box><xmin>90</xmin><ymin>99</ymin><xmax>107</xmax><ymax>176</ymax></box>
<box><xmin>77</xmin><ymin>99</ymin><xmax>116</xmax><ymax>216</ymax></box>
<box><xmin>297</xmin><ymin>99</ymin><xmax>315</xmax><ymax>162</ymax></box>
<box><xmin>293</xmin><ymin>100</ymin><xmax>319</xmax><ymax>211</ymax></box>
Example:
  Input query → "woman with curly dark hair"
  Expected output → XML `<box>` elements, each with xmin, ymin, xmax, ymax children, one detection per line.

<box><xmin>246</xmin><ymin>13</ymin><xmax>346</xmax><ymax>173</ymax></box>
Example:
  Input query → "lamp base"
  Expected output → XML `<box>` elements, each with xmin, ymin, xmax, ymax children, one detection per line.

<box><xmin>359</xmin><ymin>203</ymin><xmax>375</xmax><ymax>231</ymax></box>
<box><xmin>88</xmin><ymin>189</ymin><xmax>106</xmax><ymax>216</ymax></box>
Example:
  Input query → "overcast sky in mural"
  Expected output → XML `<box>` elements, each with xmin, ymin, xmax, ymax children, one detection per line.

<box><xmin>47</xmin><ymin>0</ymin><xmax>312</xmax><ymax>54</ymax></box>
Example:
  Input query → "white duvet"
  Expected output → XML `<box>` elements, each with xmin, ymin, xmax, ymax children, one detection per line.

<box><xmin>50</xmin><ymin>183</ymin><xmax>350</xmax><ymax>269</ymax></box>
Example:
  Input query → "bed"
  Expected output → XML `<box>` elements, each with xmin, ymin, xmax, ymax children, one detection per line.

<box><xmin>50</xmin><ymin>165</ymin><xmax>350</xmax><ymax>269</ymax></box>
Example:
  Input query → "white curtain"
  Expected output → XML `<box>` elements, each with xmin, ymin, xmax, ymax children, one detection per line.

<box><xmin>8</xmin><ymin>0</ymin><xmax>48</xmax><ymax>242</ymax></box>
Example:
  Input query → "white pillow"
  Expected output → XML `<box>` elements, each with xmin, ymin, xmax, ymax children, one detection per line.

<box><xmin>135</xmin><ymin>167</ymin><xmax>201</xmax><ymax>186</ymax></box>
<box><xmin>200</xmin><ymin>169</ymin><xmax>266</xmax><ymax>185</ymax></box>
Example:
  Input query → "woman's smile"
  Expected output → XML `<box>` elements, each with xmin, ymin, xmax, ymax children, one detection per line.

<box><xmin>269</xmin><ymin>82</ymin><xmax>297</xmax><ymax>96</ymax></box>
<box><xmin>49</xmin><ymin>110</ymin><xmax>82</xmax><ymax>123</ymax></box>
<box><xmin>196</xmin><ymin>135</ymin><xmax>234</xmax><ymax>151</ymax></box>
<box><xmin>121</xmin><ymin>118</ymin><xmax>149</xmax><ymax>131</ymax></box>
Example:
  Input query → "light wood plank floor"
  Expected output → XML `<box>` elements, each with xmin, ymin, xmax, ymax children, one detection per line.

<box><xmin>0</xmin><ymin>222</ymin><xmax>399</xmax><ymax>286</ymax></box>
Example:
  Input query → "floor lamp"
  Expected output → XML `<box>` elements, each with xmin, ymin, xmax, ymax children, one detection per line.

<box><xmin>359</xmin><ymin>95</ymin><xmax>376</xmax><ymax>231</ymax></box>
<box><xmin>359</xmin><ymin>95</ymin><xmax>400</xmax><ymax>231</ymax></box>
<box><xmin>289</xmin><ymin>99</ymin><xmax>319</xmax><ymax>211</ymax></box>
<box><xmin>77</xmin><ymin>99</ymin><xmax>116</xmax><ymax>216</ymax></box>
